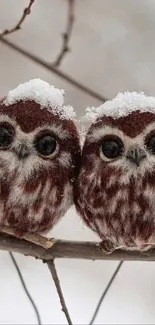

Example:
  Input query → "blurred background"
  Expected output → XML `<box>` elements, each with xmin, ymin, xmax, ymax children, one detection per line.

<box><xmin>1</xmin><ymin>0</ymin><xmax>155</xmax><ymax>324</ymax></box>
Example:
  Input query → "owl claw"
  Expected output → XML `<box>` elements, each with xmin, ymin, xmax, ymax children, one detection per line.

<box><xmin>99</xmin><ymin>239</ymin><xmax>116</xmax><ymax>255</ymax></box>
<box><xmin>140</xmin><ymin>244</ymin><xmax>152</xmax><ymax>252</ymax></box>
<box><xmin>14</xmin><ymin>230</ymin><xmax>26</xmax><ymax>238</ymax></box>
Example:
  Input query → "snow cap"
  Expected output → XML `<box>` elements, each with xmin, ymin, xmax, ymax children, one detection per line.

<box><xmin>4</xmin><ymin>78</ymin><xmax>76</xmax><ymax>120</ymax></box>
<box><xmin>84</xmin><ymin>91</ymin><xmax>155</xmax><ymax>122</ymax></box>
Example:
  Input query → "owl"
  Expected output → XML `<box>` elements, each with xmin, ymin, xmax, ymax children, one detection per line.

<box><xmin>0</xmin><ymin>79</ymin><xmax>80</xmax><ymax>237</ymax></box>
<box><xmin>75</xmin><ymin>92</ymin><xmax>155</xmax><ymax>253</ymax></box>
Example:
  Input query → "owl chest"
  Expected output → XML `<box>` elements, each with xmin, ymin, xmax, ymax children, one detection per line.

<box><xmin>104</xmin><ymin>183</ymin><xmax>155</xmax><ymax>220</ymax></box>
<box><xmin>83</xmin><ymin>178</ymin><xmax>155</xmax><ymax>243</ymax></box>
<box><xmin>0</xmin><ymin>175</ymin><xmax>47</xmax><ymax>222</ymax></box>
<box><xmin>86</xmin><ymin>176</ymin><xmax>154</xmax><ymax>215</ymax></box>
<box><xmin>0</xmin><ymin>173</ymin><xmax>72</xmax><ymax>233</ymax></box>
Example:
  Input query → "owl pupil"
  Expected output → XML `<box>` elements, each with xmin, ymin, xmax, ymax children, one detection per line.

<box><xmin>0</xmin><ymin>127</ymin><xmax>13</xmax><ymax>148</ymax></box>
<box><xmin>35</xmin><ymin>135</ymin><xmax>57</xmax><ymax>156</ymax></box>
<box><xmin>101</xmin><ymin>140</ymin><xmax>122</xmax><ymax>159</ymax></box>
<box><xmin>147</xmin><ymin>135</ymin><xmax>155</xmax><ymax>154</ymax></box>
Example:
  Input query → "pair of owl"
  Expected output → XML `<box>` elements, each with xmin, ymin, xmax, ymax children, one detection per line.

<box><xmin>1</xmin><ymin>79</ymin><xmax>155</xmax><ymax>253</ymax></box>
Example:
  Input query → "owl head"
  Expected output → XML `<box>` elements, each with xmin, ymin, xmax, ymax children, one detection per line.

<box><xmin>0</xmin><ymin>79</ymin><xmax>81</xmax><ymax>183</ymax></box>
<box><xmin>83</xmin><ymin>92</ymin><xmax>155</xmax><ymax>183</ymax></box>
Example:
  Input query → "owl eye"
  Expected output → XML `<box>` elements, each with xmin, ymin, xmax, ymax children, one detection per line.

<box><xmin>0</xmin><ymin>126</ymin><xmax>13</xmax><ymax>148</ymax></box>
<box><xmin>101</xmin><ymin>137</ymin><xmax>123</xmax><ymax>159</ymax></box>
<box><xmin>146</xmin><ymin>135</ymin><xmax>155</xmax><ymax>154</ymax></box>
<box><xmin>35</xmin><ymin>135</ymin><xmax>57</xmax><ymax>156</ymax></box>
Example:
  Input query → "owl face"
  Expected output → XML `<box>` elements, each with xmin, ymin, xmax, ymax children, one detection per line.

<box><xmin>0</xmin><ymin>115</ymin><xmax>60</xmax><ymax>176</ymax></box>
<box><xmin>83</xmin><ymin>111</ymin><xmax>155</xmax><ymax>181</ymax></box>
<box><xmin>0</xmin><ymin>100</ymin><xmax>80</xmax><ymax>182</ymax></box>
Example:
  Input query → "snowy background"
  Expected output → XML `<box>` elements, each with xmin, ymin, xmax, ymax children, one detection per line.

<box><xmin>0</xmin><ymin>0</ymin><xmax>155</xmax><ymax>324</ymax></box>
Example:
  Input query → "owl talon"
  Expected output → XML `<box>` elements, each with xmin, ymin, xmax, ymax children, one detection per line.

<box><xmin>140</xmin><ymin>244</ymin><xmax>152</xmax><ymax>252</ymax></box>
<box><xmin>14</xmin><ymin>230</ymin><xmax>26</xmax><ymax>238</ymax></box>
<box><xmin>99</xmin><ymin>239</ymin><xmax>116</xmax><ymax>255</ymax></box>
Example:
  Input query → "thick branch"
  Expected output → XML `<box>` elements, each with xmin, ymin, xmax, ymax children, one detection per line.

<box><xmin>47</xmin><ymin>260</ymin><xmax>73</xmax><ymax>325</ymax></box>
<box><xmin>52</xmin><ymin>0</ymin><xmax>75</xmax><ymax>67</ymax></box>
<box><xmin>0</xmin><ymin>0</ymin><xmax>35</xmax><ymax>37</ymax></box>
<box><xmin>0</xmin><ymin>234</ymin><xmax>155</xmax><ymax>261</ymax></box>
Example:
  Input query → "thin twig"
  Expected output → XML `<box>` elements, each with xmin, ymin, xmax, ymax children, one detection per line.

<box><xmin>47</xmin><ymin>259</ymin><xmax>73</xmax><ymax>325</ymax></box>
<box><xmin>0</xmin><ymin>0</ymin><xmax>35</xmax><ymax>37</ymax></box>
<box><xmin>89</xmin><ymin>261</ymin><xmax>123</xmax><ymax>325</ymax></box>
<box><xmin>0</xmin><ymin>226</ymin><xmax>55</xmax><ymax>249</ymax></box>
<box><xmin>9</xmin><ymin>252</ymin><xmax>42</xmax><ymax>325</ymax></box>
<box><xmin>53</xmin><ymin>0</ymin><xmax>75</xmax><ymax>67</ymax></box>
<box><xmin>0</xmin><ymin>37</ymin><xmax>107</xmax><ymax>103</ymax></box>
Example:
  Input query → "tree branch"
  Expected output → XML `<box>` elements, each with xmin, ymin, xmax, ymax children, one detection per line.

<box><xmin>0</xmin><ymin>0</ymin><xmax>35</xmax><ymax>38</ymax></box>
<box><xmin>47</xmin><ymin>260</ymin><xmax>73</xmax><ymax>325</ymax></box>
<box><xmin>0</xmin><ymin>233</ymin><xmax>155</xmax><ymax>261</ymax></box>
<box><xmin>0</xmin><ymin>37</ymin><xmax>107</xmax><ymax>102</ymax></box>
<box><xmin>0</xmin><ymin>226</ymin><xmax>55</xmax><ymax>249</ymax></box>
<box><xmin>52</xmin><ymin>0</ymin><xmax>75</xmax><ymax>67</ymax></box>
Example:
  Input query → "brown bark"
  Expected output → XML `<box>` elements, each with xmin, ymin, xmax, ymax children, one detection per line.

<box><xmin>0</xmin><ymin>233</ymin><xmax>154</xmax><ymax>261</ymax></box>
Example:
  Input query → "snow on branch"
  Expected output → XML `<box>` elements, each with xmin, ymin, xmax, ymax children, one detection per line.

<box><xmin>0</xmin><ymin>0</ymin><xmax>35</xmax><ymax>38</ymax></box>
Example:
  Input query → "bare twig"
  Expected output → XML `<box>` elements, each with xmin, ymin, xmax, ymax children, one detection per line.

<box><xmin>53</xmin><ymin>0</ymin><xmax>75</xmax><ymax>67</ymax></box>
<box><xmin>89</xmin><ymin>261</ymin><xmax>123</xmax><ymax>325</ymax></box>
<box><xmin>0</xmin><ymin>0</ymin><xmax>35</xmax><ymax>38</ymax></box>
<box><xmin>9</xmin><ymin>252</ymin><xmax>42</xmax><ymax>325</ymax></box>
<box><xmin>0</xmin><ymin>4</ymin><xmax>106</xmax><ymax>103</ymax></box>
<box><xmin>47</xmin><ymin>260</ymin><xmax>73</xmax><ymax>325</ymax></box>
<box><xmin>0</xmin><ymin>234</ymin><xmax>155</xmax><ymax>261</ymax></box>
<box><xmin>0</xmin><ymin>226</ymin><xmax>55</xmax><ymax>249</ymax></box>
<box><xmin>0</xmin><ymin>38</ymin><xmax>107</xmax><ymax>103</ymax></box>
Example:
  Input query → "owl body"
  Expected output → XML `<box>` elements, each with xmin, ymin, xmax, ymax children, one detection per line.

<box><xmin>75</xmin><ymin>163</ymin><xmax>155</xmax><ymax>250</ymax></box>
<box><xmin>0</xmin><ymin>80</ymin><xmax>80</xmax><ymax>235</ymax></box>
<box><xmin>75</xmin><ymin>92</ymin><xmax>155</xmax><ymax>251</ymax></box>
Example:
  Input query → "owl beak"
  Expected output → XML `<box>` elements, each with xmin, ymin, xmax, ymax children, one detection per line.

<box><xmin>14</xmin><ymin>144</ymin><xmax>30</xmax><ymax>160</ymax></box>
<box><xmin>126</xmin><ymin>147</ymin><xmax>146</xmax><ymax>166</ymax></box>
